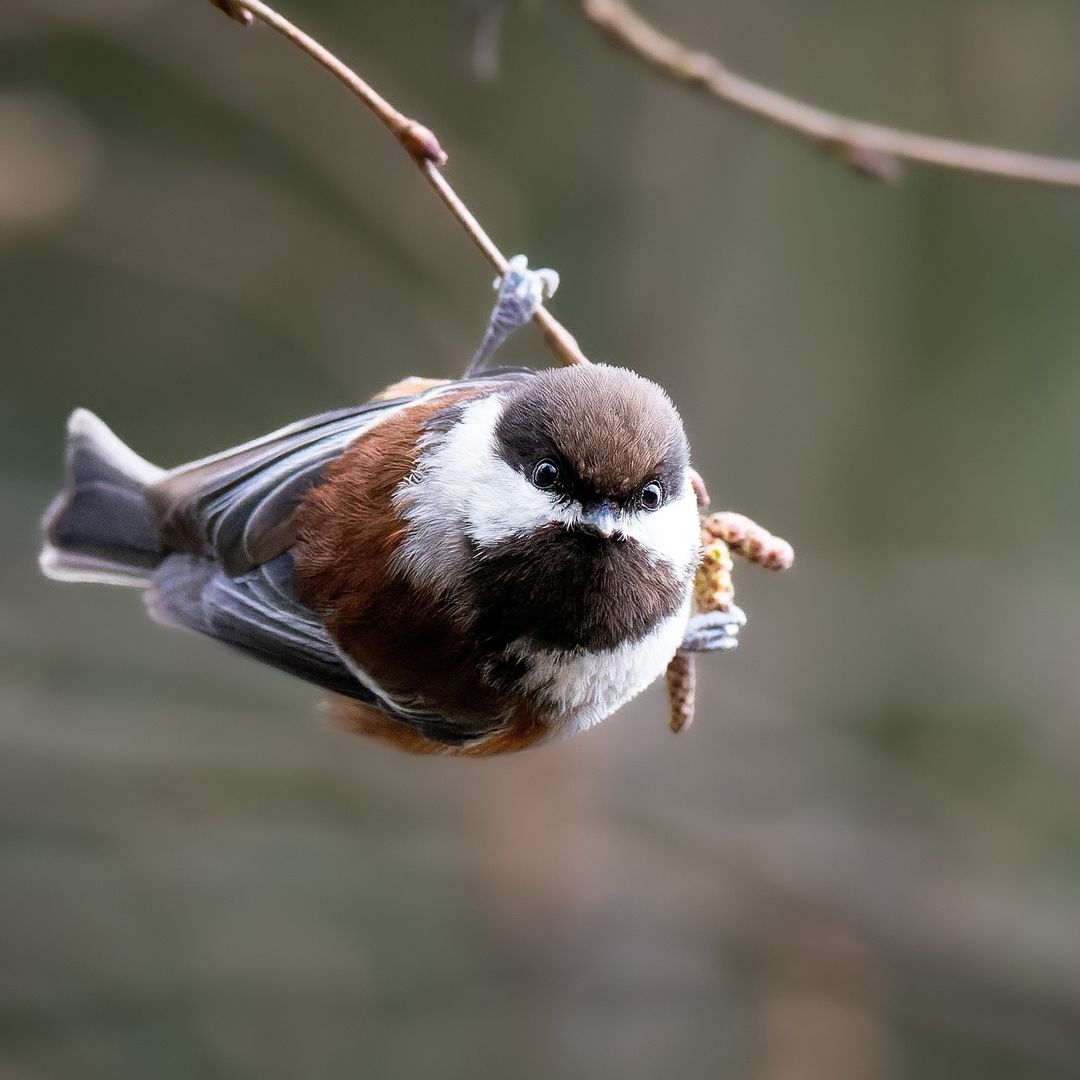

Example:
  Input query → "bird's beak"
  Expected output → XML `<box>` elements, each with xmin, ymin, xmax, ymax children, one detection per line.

<box><xmin>579</xmin><ymin>503</ymin><xmax>619</xmax><ymax>539</ymax></box>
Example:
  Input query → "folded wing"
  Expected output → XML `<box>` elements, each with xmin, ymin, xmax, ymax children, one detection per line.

<box><xmin>149</xmin><ymin>552</ymin><xmax>504</xmax><ymax>745</ymax></box>
<box><xmin>143</xmin><ymin>371</ymin><xmax>532</xmax><ymax>744</ymax></box>
<box><xmin>147</xmin><ymin>373</ymin><xmax>531</xmax><ymax>577</ymax></box>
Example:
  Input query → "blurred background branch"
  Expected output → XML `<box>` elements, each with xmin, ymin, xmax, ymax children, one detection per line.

<box><xmin>579</xmin><ymin>0</ymin><xmax>1080</xmax><ymax>188</ymax></box>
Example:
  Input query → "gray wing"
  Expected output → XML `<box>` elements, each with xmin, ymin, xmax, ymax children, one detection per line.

<box><xmin>149</xmin><ymin>370</ymin><xmax>535</xmax><ymax>577</ymax></box>
<box><xmin>149</xmin><ymin>552</ymin><xmax>503</xmax><ymax>746</ymax></box>
<box><xmin>144</xmin><ymin>370</ymin><xmax>535</xmax><ymax>743</ymax></box>
<box><xmin>147</xmin><ymin>388</ymin><xmax>441</xmax><ymax>578</ymax></box>
<box><xmin>149</xmin><ymin>552</ymin><xmax>365</xmax><ymax>697</ymax></box>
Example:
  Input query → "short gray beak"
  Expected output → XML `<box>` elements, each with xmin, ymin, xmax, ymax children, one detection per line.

<box><xmin>580</xmin><ymin>504</ymin><xmax>618</xmax><ymax>539</ymax></box>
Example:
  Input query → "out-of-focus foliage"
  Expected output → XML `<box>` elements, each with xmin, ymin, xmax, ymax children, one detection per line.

<box><xmin>4</xmin><ymin>1</ymin><xmax>1080</xmax><ymax>1077</ymax></box>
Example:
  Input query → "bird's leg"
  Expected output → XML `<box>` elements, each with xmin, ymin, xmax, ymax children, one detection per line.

<box><xmin>463</xmin><ymin>254</ymin><xmax>560</xmax><ymax>377</ymax></box>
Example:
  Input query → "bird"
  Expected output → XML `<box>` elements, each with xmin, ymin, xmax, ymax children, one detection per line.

<box><xmin>39</xmin><ymin>259</ymin><xmax>744</xmax><ymax>755</ymax></box>
<box><xmin>39</xmin><ymin>363</ymin><xmax>748</xmax><ymax>755</ymax></box>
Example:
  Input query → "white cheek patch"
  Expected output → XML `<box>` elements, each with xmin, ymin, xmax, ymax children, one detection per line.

<box><xmin>620</xmin><ymin>482</ymin><xmax>701</xmax><ymax>577</ymax></box>
<box><xmin>392</xmin><ymin>395</ymin><xmax>571</xmax><ymax>592</ymax></box>
<box><xmin>431</xmin><ymin>397</ymin><xmax>574</xmax><ymax>548</ymax></box>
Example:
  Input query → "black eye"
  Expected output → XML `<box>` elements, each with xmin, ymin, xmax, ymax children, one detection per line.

<box><xmin>531</xmin><ymin>460</ymin><xmax>560</xmax><ymax>490</ymax></box>
<box><xmin>640</xmin><ymin>481</ymin><xmax>663</xmax><ymax>510</ymax></box>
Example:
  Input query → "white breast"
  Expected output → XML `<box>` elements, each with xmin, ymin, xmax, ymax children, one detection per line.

<box><xmin>504</xmin><ymin>593</ymin><xmax>693</xmax><ymax>736</ymax></box>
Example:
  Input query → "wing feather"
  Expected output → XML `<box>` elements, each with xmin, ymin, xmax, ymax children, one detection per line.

<box><xmin>149</xmin><ymin>401</ymin><xmax>407</xmax><ymax>576</ymax></box>
<box><xmin>149</xmin><ymin>553</ymin><xmax>366</xmax><ymax>698</ymax></box>
<box><xmin>147</xmin><ymin>373</ymin><xmax>530</xmax><ymax>577</ymax></box>
<box><xmin>143</xmin><ymin>369</ymin><xmax>534</xmax><ymax>744</ymax></box>
<box><xmin>148</xmin><ymin>552</ymin><xmax>503</xmax><ymax>745</ymax></box>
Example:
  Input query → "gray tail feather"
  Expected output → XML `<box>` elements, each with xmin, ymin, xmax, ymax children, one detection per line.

<box><xmin>40</xmin><ymin>409</ymin><xmax>167</xmax><ymax>587</ymax></box>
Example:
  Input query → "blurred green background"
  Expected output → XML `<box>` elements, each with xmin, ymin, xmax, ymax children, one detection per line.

<box><xmin>4</xmin><ymin>1</ymin><xmax>1080</xmax><ymax>1077</ymax></box>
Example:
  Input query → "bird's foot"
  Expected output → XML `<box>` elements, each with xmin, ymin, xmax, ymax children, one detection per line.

<box><xmin>464</xmin><ymin>254</ymin><xmax>560</xmax><ymax>377</ymax></box>
<box><xmin>679</xmin><ymin>605</ymin><xmax>747</xmax><ymax>653</ymax></box>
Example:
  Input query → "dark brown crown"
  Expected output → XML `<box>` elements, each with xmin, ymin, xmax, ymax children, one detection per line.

<box><xmin>494</xmin><ymin>364</ymin><xmax>689</xmax><ymax>506</ymax></box>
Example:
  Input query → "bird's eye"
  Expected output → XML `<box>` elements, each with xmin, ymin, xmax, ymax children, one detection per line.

<box><xmin>640</xmin><ymin>481</ymin><xmax>663</xmax><ymax>510</ymax></box>
<box><xmin>531</xmin><ymin>460</ymin><xmax>560</xmax><ymax>490</ymax></box>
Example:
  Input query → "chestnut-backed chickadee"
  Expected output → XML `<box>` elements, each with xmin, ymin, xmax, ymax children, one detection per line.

<box><xmin>40</xmin><ymin>261</ymin><xmax>743</xmax><ymax>755</ymax></box>
<box><xmin>41</xmin><ymin>364</ymin><xmax>748</xmax><ymax>754</ymax></box>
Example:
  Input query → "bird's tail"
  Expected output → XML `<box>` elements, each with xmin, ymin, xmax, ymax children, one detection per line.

<box><xmin>40</xmin><ymin>409</ymin><xmax>166</xmax><ymax>587</ymax></box>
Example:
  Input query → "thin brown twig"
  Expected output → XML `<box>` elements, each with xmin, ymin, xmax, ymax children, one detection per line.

<box><xmin>208</xmin><ymin>0</ymin><xmax>590</xmax><ymax>366</ymax></box>
<box><xmin>579</xmin><ymin>0</ymin><xmax>1080</xmax><ymax>189</ymax></box>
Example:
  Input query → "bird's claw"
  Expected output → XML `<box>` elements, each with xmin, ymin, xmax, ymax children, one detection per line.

<box><xmin>492</xmin><ymin>253</ymin><xmax>559</xmax><ymax>308</ymax></box>
<box><xmin>465</xmin><ymin>254</ymin><xmax>559</xmax><ymax>377</ymax></box>
<box><xmin>679</xmin><ymin>605</ymin><xmax>747</xmax><ymax>653</ymax></box>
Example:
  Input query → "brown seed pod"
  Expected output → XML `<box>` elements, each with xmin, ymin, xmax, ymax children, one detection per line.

<box><xmin>694</xmin><ymin>538</ymin><xmax>736</xmax><ymax>614</ymax></box>
<box><xmin>666</xmin><ymin>651</ymin><xmax>696</xmax><ymax>733</ymax></box>
<box><xmin>666</xmin><ymin>511</ymin><xmax>793</xmax><ymax>734</ymax></box>
<box><xmin>701</xmin><ymin>511</ymin><xmax>794</xmax><ymax>572</ymax></box>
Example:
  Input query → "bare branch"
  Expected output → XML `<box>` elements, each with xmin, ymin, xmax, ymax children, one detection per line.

<box><xmin>579</xmin><ymin>0</ymin><xmax>1080</xmax><ymax>190</ymax></box>
<box><xmin>208</xmin><ymin>0</ymin><xmax>590</xmax><ymax>366</ymax></box>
